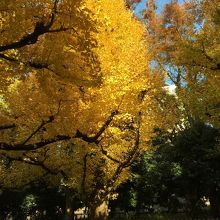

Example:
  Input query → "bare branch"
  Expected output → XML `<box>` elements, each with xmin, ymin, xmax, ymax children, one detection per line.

<box><xmin>22</xmin><ymin>116</ymin><xmax>55</xmax><ymax>145</ymax></box>
<box><xmin>0</xmin><ymin>124</ymin><xmax>16</xmax><ymax>130</ymax></box>
<box><xmin>75</xmin><ymin>110</ymin><xmax>119</xmax><ymax>143</ymax></box>
<box><xmin>99</xmin><ymin>144</ymin><xmax>120</xmax><ymax>163</ymax></box>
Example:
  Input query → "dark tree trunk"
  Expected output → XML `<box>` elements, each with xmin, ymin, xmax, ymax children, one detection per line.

<box><xmin>64</xmin><ymin>190</ymin><xmax>74</xmax><ymax>220</ymax></box>
<box><xmin>185</xmin><ymin>191</ymin><xmax>199</xmax><ymax>218</ymax></box>
<box><xmin>210</xmin><ymin>193</ymin><xmax>220</xmax><ymax>218</ymax></box>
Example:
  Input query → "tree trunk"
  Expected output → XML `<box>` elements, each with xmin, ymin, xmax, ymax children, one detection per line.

<box><xmin>89</xmin><ymin>201</ymin><xmax>109</xmax><ymax>220</ymax></box>
<box><xmin>185</xmin><ymin>191</ymin><xmax>199</xmax><ymax>218</ymax></box>
<box><xmin>64</xmin><ymin>190</ymin><xmax>74</xmax><ymax>220</ymax></box>
<box><xmin>210</xmin><ymin>193</ymin><xmax>220</xmax><ymax>218</ymax></box>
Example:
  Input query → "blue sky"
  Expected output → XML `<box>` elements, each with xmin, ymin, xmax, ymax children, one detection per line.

<box><xmin>134</xmin><ymin>0</ymin><xmax>185</xmax><ymax>86</ymax></box>
<box><xmin>135</xmin><ymin>0</ymin><xmax>184</xmax><ymax>15</ymax></box>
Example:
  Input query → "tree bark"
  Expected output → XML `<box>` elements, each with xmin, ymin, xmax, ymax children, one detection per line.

<box><xmin>185</xmin><ymin>191</ymin><xmax>199</xmax><ymax>218</ymax></box>
<box><xmin>64</xmin><ymin>190</ymin><xmax>74</xmax><ymax>220</ymax></box>
<box><xmin>89</xmin><ymin>201</ymin><xmax>109</xmax><ymax>220</ymax></box>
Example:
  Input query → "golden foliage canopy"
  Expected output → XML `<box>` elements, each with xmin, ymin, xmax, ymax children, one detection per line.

<box><xmin>0</xmin><ymin>0</ymin><xmax>172</xmax><ymax>206</ymax></box>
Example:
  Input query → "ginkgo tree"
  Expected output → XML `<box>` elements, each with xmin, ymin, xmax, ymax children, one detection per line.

<box><xmin>0</xmin><ymin>0</ymin><xmax>176</xmax><ymax>219</ymax></box>
<box><xmin>142</xmin><ymin>0</ymin><xmax>220</xmax><ymax>127</ymax></box>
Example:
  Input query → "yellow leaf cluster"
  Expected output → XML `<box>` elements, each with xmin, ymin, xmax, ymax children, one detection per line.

<box><xmin>0</xmin><ymin>0</ymin><xmax>167</xmax><ymax>203</ymax></box>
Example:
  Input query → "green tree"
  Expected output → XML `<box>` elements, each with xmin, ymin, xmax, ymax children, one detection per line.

<box><xmin>120</xmin><ymin>120</ymin><xmax>220</xmax><ymax>217</ymax></box>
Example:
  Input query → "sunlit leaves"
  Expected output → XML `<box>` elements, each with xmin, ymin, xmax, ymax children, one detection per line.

<box><xmin>0</xmin><ymin>0</ymin><xmax>167</xmax><ymax>207</ymax></box>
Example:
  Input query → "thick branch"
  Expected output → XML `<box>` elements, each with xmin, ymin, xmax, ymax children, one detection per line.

<box><xmin>95</xmin><ymin>112</ymin><xmax>142</xmax><ymax>202</ymax></box>
<box><xmin>22</xmin><ymin>115</ymin><xmax>55</xmax><ymax>145</ymax></box>
<box><xmin>0</xmin><ymin>0</ymin><xmax>60</xmax><ymax>52</ymax></box>
<box><xmin>0</xmin><ymin>152</ymin><xmax>68</xmax><ymax>179</ymax></box>
<box><xmin>0</xmin><ymin>110</ymin><xmax>118</xmax><ymax>151</ymax></box>
<box><xmin>75</xmin><ymin>110</ymin><xmax>118</xmax><ymax>143</ymax></box>
<box><xmin>108</xmin><ymin>112</ymin><xmax>141</xmax><ymax>187</ymax></box>
<box><xmin>0</xmin><ymin>53</ymin><xmax>17</xmax><ymax>62</ymax></box>
<box><xmin>99</xmin><ymin>144</ymin><xmax>120</xmax><ymax>163</ymax></box>
<box><xmin>0</xmin><ymin>53</ymin><xmax>50</xmax><ymax>70</ymax></box>
<box><xmin>0</xmin><ymin>135</ymin><xmax>71</xmax><ymax>151</ymax></box>
<box><xmin>0</xmin><ymin>23</ymin><xmax>50</xmax><ymax>52</ymax></box>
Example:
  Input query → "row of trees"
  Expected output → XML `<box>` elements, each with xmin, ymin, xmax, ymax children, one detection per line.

<box><xmin>0</xmin><ymin>0</ymin><xmax>219</xmax><ymax>219</ymax></box>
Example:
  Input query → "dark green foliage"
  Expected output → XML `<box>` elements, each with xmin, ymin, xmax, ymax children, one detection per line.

<box><xmin>0</xmin><ymin>186</ymin><xmax>83</xmax><ymax>220</ymax></box>
<box><xmin>112</xmin><ymin>120</ymin><xmax>220</xmax><ymax>218</ymax></box>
